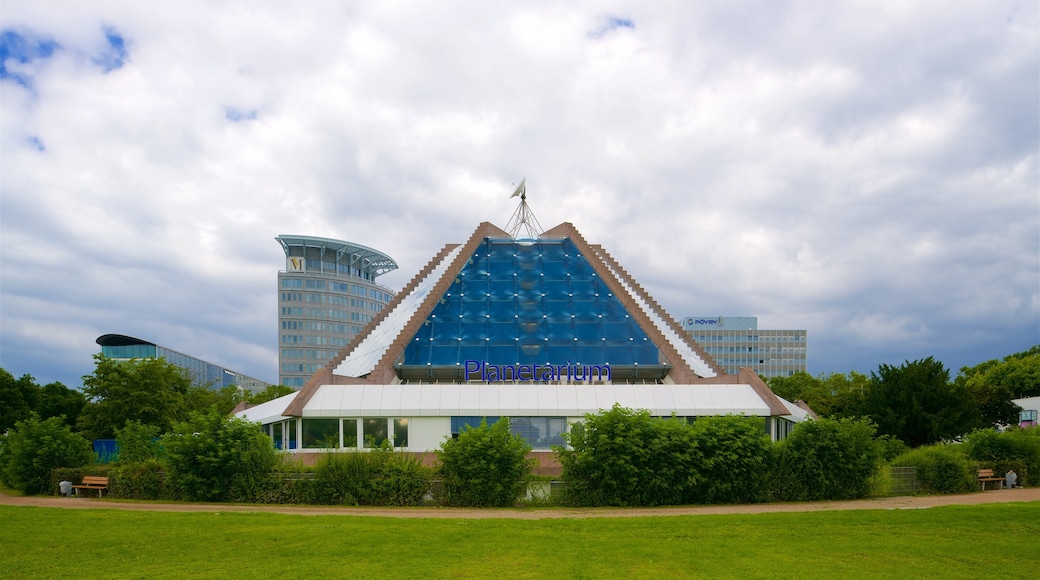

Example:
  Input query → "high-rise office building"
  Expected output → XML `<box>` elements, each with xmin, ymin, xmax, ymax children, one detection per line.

<box><xmin>276</xmin><ymin>235</ymin><xmax>397</xmax><ymax>387</ymax></box>
<box><xmin>681</xmin><ymin>316</ymin><xmax>807</xmax><ymax>378</ymax></box>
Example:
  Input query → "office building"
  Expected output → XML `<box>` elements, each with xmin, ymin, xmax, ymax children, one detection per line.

<box><xmin>276</xmin><ymin>235</ymin><xmax>397</xmax><ymax>388</ymax></box>
<box><xmin>96</xmin><ymin>334</ymin><xmax>271</xmax><ymax>392</ymax></box>
<box><xmin>681</xmin><ymin>316</ymin><xmax>807</xmax><ymax>378</ymax></box>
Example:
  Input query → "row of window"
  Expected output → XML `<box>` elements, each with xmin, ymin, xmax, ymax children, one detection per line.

<box><xmin>280</xmin><ymin>292</ymin><xmax>384</xmax><ymax>311</ymax></box>
<box><xmin>268</xmin><ymin>418</ymin><xmax>410</xmax><ymax>450</ymax></box>
<box><xmin>266</xmin><ymin>415</ymin><xmax>795</xmax><ymax>452</ymax></box>
<box><xmin>280</xmin><ymin>363</ymin><xmax>325</xmax><ymax>373</ymax></box>
<box><xmin>265</xmin><ymin>416</ymin><xmax>571</xmax><ymax>451</ymax></box>
<box><xmin>280</xmin><ymin>278</ymin><xmax>392</xmax><ymax>302</ymax></box>
<box><xmin>280</xmin><ymin>320</ymin><xmax>362</xmax><ymax>334</ymax></box>
<box><xmin>690</xmin><ymin>334</ymin><xmax>806</xmax><ymax>342</ymax></box>
<box><xmin>280</xmin><ymin>307</ymin><xmax>375</xmax><ymax>323</ymax></box>
<box><xmin>281</xmin><ymin>349</ymin><xmax>337</xmax><ymax>360</ymax></box>
<box><xmin>280</xmin><ymin>335</ymin><xmax>353</xmax><ymax>347</ymax></box>
<box><xmin>703</xmin><ymin>346</ymin><xmax>807</xmax><ymax>354</ymax></box>
<box><xmin>280</xmin><ymin>335</ymin><xmax>352</xmax><ymax>347</ymax></box>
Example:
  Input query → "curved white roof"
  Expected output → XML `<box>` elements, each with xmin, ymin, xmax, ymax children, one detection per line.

<box><xmin>238</xmin><ymin>383</ymin><xmax>775</xmax><ymax>422</ymax></box>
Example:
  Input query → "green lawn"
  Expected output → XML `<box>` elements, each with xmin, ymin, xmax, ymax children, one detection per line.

<box><xmin>1</xmin><ymin>503</ymin><xmax>1036</xmax><ymax>579</ymax></box>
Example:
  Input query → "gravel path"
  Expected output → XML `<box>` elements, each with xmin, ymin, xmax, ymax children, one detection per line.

<box><xmin>2</xmin><ymin>487</ymin><xmax>1036</xmax><ymax>519</ymax></box>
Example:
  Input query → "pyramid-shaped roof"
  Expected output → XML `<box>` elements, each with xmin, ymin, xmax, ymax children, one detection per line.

<box><xmin>284</xmin><ymin>222</ymin><xmax>789</xmax><ymax>417</ymax></box>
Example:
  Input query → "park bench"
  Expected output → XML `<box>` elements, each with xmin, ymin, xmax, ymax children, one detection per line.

<box><xmin>976</xmin><ymin>469</ymin><xmax>1004</xmax><ymax>491</ymax></box>
<box><xmin>72</xmin><ymin>476</ymin><xmax>109</xmax><ymax>498</ymax></box>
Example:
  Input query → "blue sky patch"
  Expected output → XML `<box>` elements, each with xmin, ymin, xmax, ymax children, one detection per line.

<box><xmin>225</xmin><ymin>107</ymin><xmax>259</xmax><ymax>122</ymax></box>
<box><xmin>26</xmin><ymin>136</ymin><xmax>45</xmax><ymax>151</ymax></box>
<box><xmin>589</xmin><ymin>16</ymin><xmax>635</xmax><ymax>39</ymax></box>
<box><xmin>94</xmin><ymin>27</ymin><xmax>128</xmax><ymax>72</ymax></box>
<box><xmin>0</xmin><ymin>29</ymin><xmax>60</xmax><ymax>88</ymax></box>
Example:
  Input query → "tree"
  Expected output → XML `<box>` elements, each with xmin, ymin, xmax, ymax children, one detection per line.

<box><xmin>163</xmin><ymin>407</ymin><xmax>277</xmax><ymax>502</ymax></box>
<box><xmin>36</xmin><ymin>381</ymin><xmax>86</xmax><ymax>428</ymax></box>
<box><xmin>115</xmin><ymin>420</ymin><xmax>165</xmax><ymax>464</ymax></box>
<box><xmin>769</xmin><ymin>371</ymin><xmax>871</xmax><ymax>418</ymax></box>
<box><xmin>0</xmin><ymin>369</ymin><xmax>39</xmax><ymax>434</ymax></box>
<box><xmin>437</xmin><ymin>418</ymin><xmax>534</xmax><ymax>507</ymax></box>
<box><xmin>78</xmin><ymin>354</ymin><xmax>192</xmax><ymax>439</ymax></box>
<box><xmin>862</xmin><ymin>357</ymin><xmax>970</xmax><ymax>447</ymax></box>
<box><xmin>247</xmin><ymin>384</ymin><xmax>296</xmax><ymax>405</ymax></box>
<box><xmin>0</xmin><ymin>414</ymin><xmax>94</xmax><ymax>494</ymax></box>
<box><xmin>185</xmin><ymin>384</ymin><xmax>248</xmax><ymax>416</ymax></box>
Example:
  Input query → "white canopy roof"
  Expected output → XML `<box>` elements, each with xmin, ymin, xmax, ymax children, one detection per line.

<box><xmin>236</xmin><ymin>383</ymin><xmax>783</xmax><ymax>423</ymax></box>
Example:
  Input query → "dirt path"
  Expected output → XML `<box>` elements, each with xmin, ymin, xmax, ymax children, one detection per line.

<box><xmin>2</xmin><ymin>487</ymin><xmax>1036</xmax><ymax>519</ymax></box>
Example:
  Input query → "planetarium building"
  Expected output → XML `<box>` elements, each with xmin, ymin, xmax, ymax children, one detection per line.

<box><xmin>240</xmin><ymin>220</ymin><xmax>813</xmax><ymax>470</ymax></box>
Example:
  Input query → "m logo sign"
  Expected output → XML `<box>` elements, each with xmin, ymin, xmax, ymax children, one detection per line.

<box><xmin>288</xmin><ymin>257</ymin><xmax>305</xmax><ymax>272</ymax></box>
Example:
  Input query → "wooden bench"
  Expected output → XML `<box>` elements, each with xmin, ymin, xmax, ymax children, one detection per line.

<box><xmin>71</xmin><ymin>476</ymin><xmax>109</xmax><ymax>498</ymax></box>
<box><xmin>977</xmin><ymin>469</ymin><xmax>1004</xmax><ymax>491</ymax></box>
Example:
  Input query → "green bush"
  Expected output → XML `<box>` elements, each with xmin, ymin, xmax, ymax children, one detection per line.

<box><xmin>115</xmin><ymin>420</ymin><xmax>165</xmax><ymax>464</ymax></box>
<box><xmin>368</xmin><ymin>448</ymin><xmax>432</xmax><ymax>506</ymax></box>
<box><xmin>773</xmin><ymin>417</ymin><xmax>882</xmax><ymax>501</ymax></box>
<box><xmin>310</xmin><ymin>452</ymin><xmax>370</xmax><ymax>505</ymax></box>
<box><xmin>438</xmin><ymin>418</ymin><xmax>534</xmax><ymax>507</ymax></box>
<box><xmin>163</xmin><ymin>407</ymin><xmax>277</xmax><ymax>502</ymax></box>
<box><xmin>108</xmin><ymin>460</ymin><xmax>176</xmax><ymax>500</ymax></box>
<box><xmin>556</xmin><ymin>405</ymin><xmax>694</xmax><ymax>507</ymax></box>
<box><xmin>688</xmin><ymin>415</ymin><xmax>773</xmax><ymax>505</ymax></box>
<box><xmin>557</xmin><ymin>408</ymin><xmax>775</xmax><ymax>507</ymax></box>
<box><xmin>962</xmin><ymin>428</ymin><xmax>1040</xmax><ymax>485</ymax></box>
<box><xmin>891</xmin><ymin>445</ymin><xmax>975</xmax><ymax>494</ymax></box>
<box><xmin>0</xmin><ymin>414</ymin><xmax>94</xmax><ymax>495</ymax></box>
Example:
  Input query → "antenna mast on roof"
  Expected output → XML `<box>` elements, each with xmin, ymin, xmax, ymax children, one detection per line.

<box><xmin>504</xmin><ymin>177</ymin><xmax>544</xmax><ymax>239</ymax></box>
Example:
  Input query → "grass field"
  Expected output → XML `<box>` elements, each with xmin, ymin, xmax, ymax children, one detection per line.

<box><xmin>1</xmin><ymin>503</ymin><xmax>1036</xmax><ymax>578</ymax></box>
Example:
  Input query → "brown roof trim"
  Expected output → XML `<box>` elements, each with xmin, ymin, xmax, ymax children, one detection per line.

<box><xmin>795</xmin><ymin>399</ymin><xmax>821</xmax><ymax>420</ymax></box>
<box><xmin>738</xmin><ymin>368</ymin><xmax>790</xmax><ymax>416</ymax></box>
<box><xmin>284</xmin><ymin>241</ymin><xmax>464</xmax><ymax>416</ymax></box>
<box><xmin>366</xmin><ymin>222</ymin><xmax>511</xmax><ymax>384</ymax></box>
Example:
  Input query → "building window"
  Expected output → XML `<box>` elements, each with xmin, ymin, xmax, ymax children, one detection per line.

<box><xmin>393</xmin><ymin>419</ymin><xmax>409</xmax><ymax>448</ymax></box>
<box><xmin>302</xmin><ymin>418</ymin><xmax>339</xmax><ymax>449</ymax></box>
<box><xmin>287</xmin><ymin>419</ymin><xmax>298</xmax><ymax>450</ymax></box>
<box><xmin>363</xmin><ymin>418</ymin><xmax>388</xmax><ymax>448</ymax></box>
<box><xmin>509</xmin><ymin>417</ymin><xmax>567</xmax><ymax>450</ymax></box>
<box><xmin>342</xmin><ymin>419</ymin><xmax>358</xmax><ymax>448</ymax></box>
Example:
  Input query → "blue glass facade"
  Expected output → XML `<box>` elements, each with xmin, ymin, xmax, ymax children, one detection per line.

<box><xmin>402</xmin><ymin>238</ymin><xmax>661</xmax><ymax>373</ymax></box>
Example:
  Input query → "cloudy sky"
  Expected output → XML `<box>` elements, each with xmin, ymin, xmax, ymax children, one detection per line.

<box><xmin>2</xmin><ymin>1</ymin><xmax>1037</xmax><ymax>389</ymax></box>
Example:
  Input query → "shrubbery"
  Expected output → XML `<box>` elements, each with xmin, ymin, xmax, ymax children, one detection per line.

<box><xmin>962</xmin><ymin>428</ymin><xmax>1040</xmax><ymax>486</ymax></box>
<box><xmin>437</xmin><ymin>418</ymin><xmax>534</xmax><ymax>507</ymax></box>
<box><xmin>773</xmin><ymin>417</ymin><xmax>882</xmax><ymax>501</ymax></box>
<box><xmin>309</xmin><ymin>445</ymin><xmax>432</xmax><ymax>506</ymax></box>
<box><xmin>0</xmin><ymin>414</ymin><xmax>94</xmax><ymax>495</ymax></box>
<box><xmin>115</xmin><ymin>420</ymin><xmax>165</xmax><ymax>464</ymax></box>
<box><xmin>556</xmin><ymin>405</ymin><xmax>696</xmax><ymax>506</ymax></box>
<box><xmin>891</xmin><ymin>445</ymin><xmax>976</xmax><ymax>493</ymax></box>
<box><xmin>689</xmin><ymin>415</ymin><xmax>773</xmax><ymax>504</ymax></box>
<box><xmin>557</xmin><ymin>406</ymin><xmax>775</xmax><ymax>507</ymax></box>
<box><xmin>163</xmin><ymin>408</ymin><xmax>278</xmax><ymax>502</ymax></box>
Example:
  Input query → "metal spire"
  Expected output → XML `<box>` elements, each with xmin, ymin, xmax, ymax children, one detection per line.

<box><xmin>504</xmin><ymin>178</ymin><xmax>544</xmax><ymax>239</ymax></box>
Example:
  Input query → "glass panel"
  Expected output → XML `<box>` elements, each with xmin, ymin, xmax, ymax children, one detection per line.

<box><xmin>271</xmin><ymin>422</ymin><xmax>283</xmax><ymax>450</ymax></box>
<box><xmin>287</xmin><ymin>419</ymin><xmax>298</xmax><ymax>450</ymax></box>
<box><xmin>394</xmin><ymin>419</ymin><xmax>409</xmax><ymax>448</ymax></box>
<box><xmin>302</xmin><ymin>418</ymin><xmax>339</xmax><ymax>449</ymax></box>
<box><xmin>363</xmin><ymin>418</ymin><xmax>388</xmax><ymax>448</ymax></box>
<box><xmin>342</xmin><ymin>419</ymin><xmax>358</xmax><ymax>448</ymax></box>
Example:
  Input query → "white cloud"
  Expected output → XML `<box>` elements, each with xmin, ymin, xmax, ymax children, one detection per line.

<box><xmin>1</xmin><ymin>1</ymin><xmax>1037</xmax><ymax>386</ymax></box>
